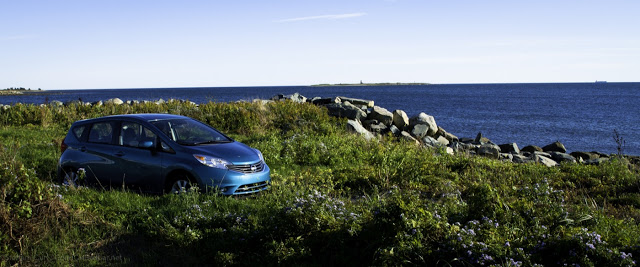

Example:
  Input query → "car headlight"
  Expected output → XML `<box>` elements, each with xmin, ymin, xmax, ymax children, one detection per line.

<box><xmin>193</xmin><ymin>154</ymin><xmax>230</xmax><ymax>169</ymax></box>
<box><xmin>254</xmin><ymin>149</ymin><xmax>264</xmax><ymax>162</ymax></box>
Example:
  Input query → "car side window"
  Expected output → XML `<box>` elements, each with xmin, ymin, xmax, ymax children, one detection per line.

<box><xmin>88</xmin><ymin>122</ymin><xmax>114</xmax><ymax>144</ymax></box>
<box><xmin>119</xmin><ymin>122</ymin><xmax>157</xmax><ymax>148</ymax></box>
<box><xmin>72</xmin><ymin>125</ymin><xmax>86</xmax><ymax>139</ymax></box>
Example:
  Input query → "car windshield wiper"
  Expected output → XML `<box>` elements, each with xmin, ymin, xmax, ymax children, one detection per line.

<box><xmin>179</xmin><ymin>140</ymin><xmax>231</xmax><ymax>146</ymax></box>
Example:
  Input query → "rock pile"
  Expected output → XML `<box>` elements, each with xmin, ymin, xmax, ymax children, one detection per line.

<box><xmin>270</xmin><ymin>93</ymin><xmax>614</xmax><ymax>167</ymax></box>
<box><xmin>0</xmin><ymin>98</ymin><xmax>197</xmax><ymax>109</ymax></box>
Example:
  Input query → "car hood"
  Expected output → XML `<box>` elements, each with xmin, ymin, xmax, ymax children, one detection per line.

<box><xmin>186</xmin><ymin>141</ymin><xmax>261</xmax><ymax>165</ymax></box>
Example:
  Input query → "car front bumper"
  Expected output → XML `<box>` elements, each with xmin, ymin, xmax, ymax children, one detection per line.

<box><xmin>194</xmin><ymin>163</ymin><xmax>271</xmax><ymax>195</ymax></box>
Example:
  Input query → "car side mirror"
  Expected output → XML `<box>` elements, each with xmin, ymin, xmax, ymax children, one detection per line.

<box><xmin>139</xmin><ymin>141</ymin><xmax>154</xmax><ymax>149</ymax></box>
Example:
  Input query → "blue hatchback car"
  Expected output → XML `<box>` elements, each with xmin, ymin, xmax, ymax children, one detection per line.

<box><xmin>58</xmin><ymin>114</ymin><xmax>270</xmax><ymax>195</ymax></box>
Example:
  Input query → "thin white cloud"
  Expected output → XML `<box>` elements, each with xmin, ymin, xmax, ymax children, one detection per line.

<box><xmin>278</xmin><ymin>12</ymin><xmax>366</xmax><ymax>23</ymax></box>
<box><xmin>2</xmin><ymin>35</ymin><xmax>36</xmax><ymax>41</ymax></box>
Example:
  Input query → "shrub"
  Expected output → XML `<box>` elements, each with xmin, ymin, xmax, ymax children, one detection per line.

<box><xmin>0</xmin><ymin>145</ymin><xmax>74</xmax><ymax>265</ymax></box>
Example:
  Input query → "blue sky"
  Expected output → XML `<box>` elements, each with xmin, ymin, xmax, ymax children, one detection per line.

<box><xmin>2</xmin><ymin>0</ymin><xmax>639</xmax><ymax>89</ymax></box>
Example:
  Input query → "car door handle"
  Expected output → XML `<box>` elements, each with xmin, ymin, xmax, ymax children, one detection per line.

<box><xmin>115</xmin><ymin>151</ymin><xmax>125</xmax><ymax>157</ymax></box>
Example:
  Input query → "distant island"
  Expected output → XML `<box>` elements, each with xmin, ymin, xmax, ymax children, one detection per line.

<box><xmin>0</xmin><ymin>87</ymin><xmax>43</xmax><ymax>95</ymax></box>
<box><xmin>311</xmin><ymin>81</ymin><xmax>430</xmax><ymax>87</ymax></box>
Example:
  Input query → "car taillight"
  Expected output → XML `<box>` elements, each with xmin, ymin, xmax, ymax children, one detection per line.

<box><xmin>60</xmin><ymin>138</ymin><xmax>68</xmax><ymax>153</ymax></box>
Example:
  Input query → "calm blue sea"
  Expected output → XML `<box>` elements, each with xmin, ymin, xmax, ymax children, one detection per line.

<box><xmin>2</xmin><ymin>83</ymin><xmax>639</xmax><ymax>155</ymax></box>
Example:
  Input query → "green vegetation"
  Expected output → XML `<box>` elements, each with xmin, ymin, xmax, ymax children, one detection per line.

<box><xmin>1</xmin><ymin>100</ymin><xmax>639</xmax><ymax>266</ymax></box>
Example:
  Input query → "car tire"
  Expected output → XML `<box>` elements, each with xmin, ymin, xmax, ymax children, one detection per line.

<box><xmin>61</xmin><ymin>167</ymin><xmax>84</xmax><ymax>187</ymax></box>
<box><xmin>167</xmin><ymin>174</ymin><xmax>194</xmax><ymax>194</ymax></box>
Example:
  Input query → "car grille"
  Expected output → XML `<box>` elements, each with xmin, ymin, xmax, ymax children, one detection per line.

<box><xmin>227</xmin><ymin>161</ymin><xmax>265</xmax><ymax>174</ymax></box>
<box><xmin>234</xmin><ymin>181</ymin><xmax>270</xmax><ymax>194</ymax></box>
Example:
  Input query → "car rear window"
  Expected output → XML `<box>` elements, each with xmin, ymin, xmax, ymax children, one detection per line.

<box><xmin>72</xmin><ymin>125</ymin><xmax>85</xmax><ymax>139</ymax></box>
<box><xmin>88</xmin><ymin>122</ymin><xmax>114</xmax><ymax>144</ymax></box>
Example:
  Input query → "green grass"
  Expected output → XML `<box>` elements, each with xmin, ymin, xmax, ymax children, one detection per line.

<box><xmin>1</xmin><ymin>101</ymin><xmax>639</xmax><ymax>266</ymax></box>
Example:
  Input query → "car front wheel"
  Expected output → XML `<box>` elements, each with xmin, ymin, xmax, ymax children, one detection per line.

<box><xmin>167</xmin><ymin>174</ymin><xmax>194</xmax><ymax>194</ymax></box>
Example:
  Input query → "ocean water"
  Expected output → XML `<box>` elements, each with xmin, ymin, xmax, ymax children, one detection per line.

<box><xmin>2</xmin><ymin>83</ymin><xmax>639</xmax><ymax>155</ymax></box>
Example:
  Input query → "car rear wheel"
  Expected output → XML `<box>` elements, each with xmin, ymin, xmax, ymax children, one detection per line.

<box><xmin>61</xmin><ymin>168</ymin><xmax>83</xmax><ymax>187</ymax></box>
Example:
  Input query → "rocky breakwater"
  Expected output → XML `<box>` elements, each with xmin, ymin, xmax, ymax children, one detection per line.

<box><xmin>270</xmin><ymin>93</ymin><xmax>627</xmax><ymax>168</ymax></box>
<box><xmin>0</xmin><ymin>98</ymin><xmax>197</xmax><ymax>110</ymax></box>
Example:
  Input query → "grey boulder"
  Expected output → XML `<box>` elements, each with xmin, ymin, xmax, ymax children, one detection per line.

<box><xmin>326</xmin><ymin>102</ymin><xmax>367</xmax><ymax>120</ymax></box>
<box><xmin>436</xmin><ymin>127</ymin><xmax>459</xmax><ymax>142</ymax></box>
<box><xmin>422</xmin><ymin>136</ymin><xmax>439</xmax><ymax>147</ymax></box>
<box><xmin>549</xmin><ymin>152</ymin><xmax>576</xmax><ymax>163</ymax></box>
<box><xmin>363</xmin><ymin>120</ymin><xmax>388</xmax><ymax>134</ymax></box>
<box><xmin>499</xmin><ymin>143</ymin><xmax>520</xmax><ymax>154</ymax></box>
<box><xmin>389</xmin><ymin>125</ymin><xmax>402</xmax><ymax>136</ymax></box>
<box><xmin>400</xmin><ymin>131</ymin><xmax>420</xmax><ymax>145</ymax></box>
<box><xmin>410</xmin><ymin>112</ymin><xmax>438</xmax><ymax>136</ymax></box>
<box><xmin>477</xmin><ymin>144</ymin><xmax>501</xmax><ymax>158</ymax></box>
<box><xmin>311</xmin><ymin>97</ymin><xmax>340</xmax><ymax>105</ymax></box>
<box><xmin>368</xmin><ymin>106</ymin><xmax>394</xmax><ymax>125</ymax></box>
<box><xmin>272</xmin><ymin>93</ymin><xmax>307</xmax><ymax>103</ymax></box>
<box><xmin>542</xmin><ymin>141</ymin><xmax>567</xmax><ymax>153</ymax></box>
<box><xmin>105</xmin><ymin>98</ymin><xmax>124</xmax><ymax>105</ymax></box>
<box><xmin>338</xmin><ymin>96</ymin><xmax>374</xmax><ymax>108</ymax></box>
<box><xmin>346</xmin><ymin>120</ymin><xmax>375</xmax><ymax>140</ymax></box>
<box><xmin>393</xmin><ymin>110</ymin><xmax>410</xmax><ymax>129</ymax></box>
<box><xmin>521</xmin><ymin>145</ymin><xmax>543</xmax><ymax>153</ymax></box>
<box><xmin>49</xmin><ymin>100</ymin><xmax>64</xmax><ymax>107</ymax></box>
<box><xmin>411</xmin><ymin>124</ymin><xmax>430</xmax><ymax>139</ymax></box>
<box><xmin>535</xmin><ymin>155</ymin><xmax>559</xmax><ymax>167</ymax></box>
<box><xmin>473</xmin><ymin>132</ymin><xmax>492</xmax><ymax>144</ymax></box>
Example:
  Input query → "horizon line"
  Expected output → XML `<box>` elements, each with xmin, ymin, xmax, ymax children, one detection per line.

<box><xmin>21</xmin><ymin>81</ymin><xmax>638</xmax><ymax>90</ymax></box>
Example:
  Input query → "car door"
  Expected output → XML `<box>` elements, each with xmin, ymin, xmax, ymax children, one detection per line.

<box><xmin>82</xmin><ymin>120</ymin><xmax>119</xmax><ymax>186</ymax></box>
<box><xmin>111</xmin><ymin>121</ymin><xmax>163</xmax><ymax>192</ymax></box>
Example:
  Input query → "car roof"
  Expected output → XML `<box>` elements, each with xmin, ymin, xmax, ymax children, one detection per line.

<box><xmin>74</xmin><ymin>113</ymin><xmax>190</xmax><ymax>124</ymax></box>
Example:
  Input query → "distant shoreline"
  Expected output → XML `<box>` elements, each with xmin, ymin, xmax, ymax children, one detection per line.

<box><xmin>311</xmin><ymin>82</ymin><xmax>430</xmax><ymax>87</ymax></box>
<box><xmin>0</xmin><ymin>90</ymin><xmax>24</xmax><ymax>95</ymax></box>
<box><xmin>0</xmin><ymin>88</ymin><xmax>45</xmax><ymax>96</ymax></box>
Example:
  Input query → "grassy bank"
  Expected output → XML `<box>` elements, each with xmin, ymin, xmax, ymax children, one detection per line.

<box><xmin>1</xmin><ymin>100</ymin><xmax>639</xmax><ymax>266</ymax></box>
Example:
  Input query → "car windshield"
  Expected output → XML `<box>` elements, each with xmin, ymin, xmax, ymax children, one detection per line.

<box><xmin>150</xmin><ymin>119</ymin><xmax>232</xmax><ymax>145</ymax></box>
